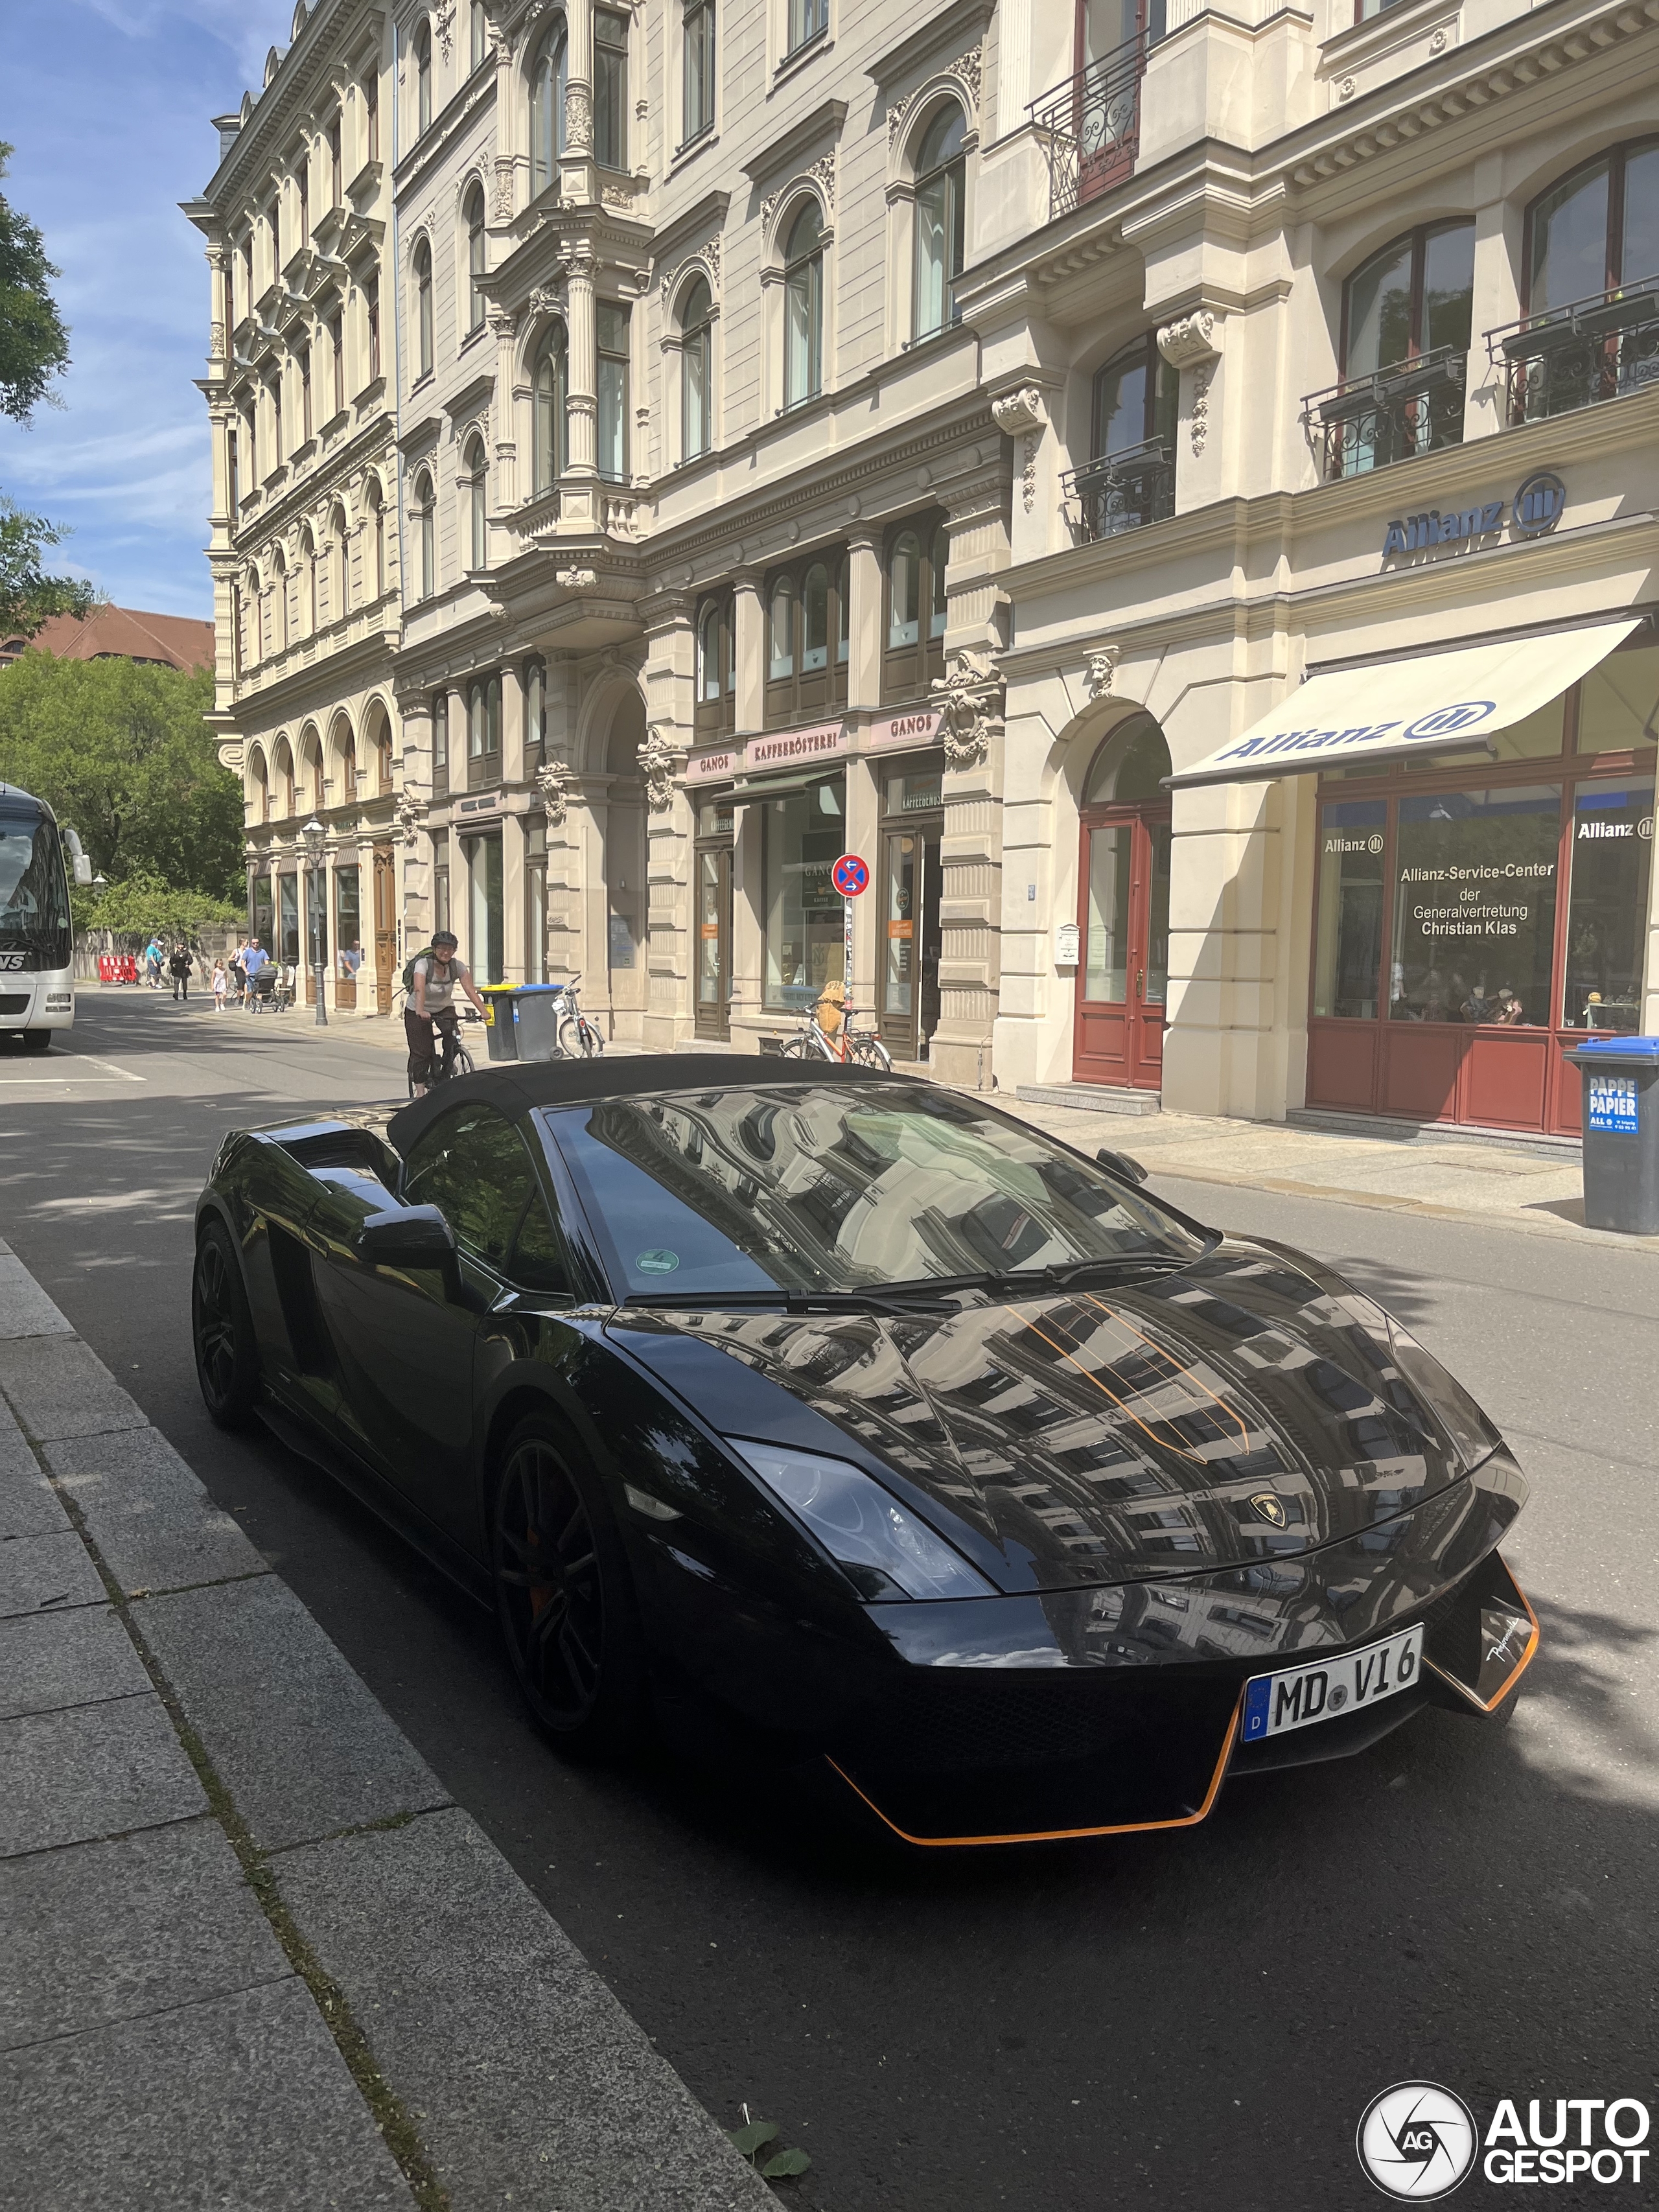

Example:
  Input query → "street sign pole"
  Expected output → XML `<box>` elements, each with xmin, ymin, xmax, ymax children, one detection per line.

<box><xmin>830</xmin><ymin>854</ymin><xmax>869</xmax><ymax>1014</ymax></box>
<box><xmin>844</xmin><ymin>896</ymin><xmax>853</xmax><ymax>1001</ymax></box>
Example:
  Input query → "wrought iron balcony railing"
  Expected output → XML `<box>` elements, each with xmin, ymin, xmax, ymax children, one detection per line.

<box><xmin>1303</xmin><ymin>346</ymin><xmax>1467</xmax><ymax>481</ymax></box>
<box><xmin>1029</xmin><ymin>32</ymin><xmax>1149</xmax><ymax>225</ymax></box>
<box><xmin>1062</xmin><ymin>439</ymin><xmax>1175</xmax><ymax>542</ymax></box>
<box><xmin>1487</xmin><ymin>277</ymin><xmax>1659</xmax><ymax>425</ymax></box>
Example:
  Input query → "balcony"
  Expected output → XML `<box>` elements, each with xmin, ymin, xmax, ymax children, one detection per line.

<box><xmin>1489</xmin><ymin>279</ymin><xmax>1659</xmax><ymax>426</ymax></box>
<box><xmin>1030</xmin><ymin>32</ymin><xmax>1148</xmax><ymax>226</ymax></box>
<box><xmin>1303</xmin><ymin>347</ymin><xmax>1466</xmax><ymax>482</ymax></box>
<box><xmin>1061</xmin><ymin>439</ymin><xmax>1174</xmax><ymax>542</ymax></box>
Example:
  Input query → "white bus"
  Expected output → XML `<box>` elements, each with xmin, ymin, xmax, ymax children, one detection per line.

<box><xmin>0</xmin><ymin>784</ymin><xmax>91</xmax><ymax>1052</ymax></box>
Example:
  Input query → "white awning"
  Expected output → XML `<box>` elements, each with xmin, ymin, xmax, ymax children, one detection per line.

<box><xmin>1165</xmin><ymin>620</ymin><xmax>1642</xmax><ymax>789</ymax></box>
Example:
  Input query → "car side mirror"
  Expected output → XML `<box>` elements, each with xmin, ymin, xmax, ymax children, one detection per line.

<box><xmin>356</xmin><ymin>1204</ymin><xmax>457</xmax><ymax>1268</ymax></box>
<box><xmin>1095</xmin><ymin>1147</ymin><xmax>1149</xmax><ymax>1185</ymax></box>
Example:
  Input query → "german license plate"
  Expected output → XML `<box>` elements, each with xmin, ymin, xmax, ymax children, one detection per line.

<box><xmin>1241</xmin><ymin>1624</ymin><xmax>1424</xmax><ymax>1743</ymax></box>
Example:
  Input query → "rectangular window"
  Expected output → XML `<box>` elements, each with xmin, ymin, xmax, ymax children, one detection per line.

<box><xmin>434</xmin><ymin>846</ymin><xmax>450</xmax><ymax>938</ymax></box>
<box><xmin>1562</xmin><ymin>780</ymin><xmax>1654</xmax><ymax>1030</ymax></box>
<box><xmin>364</xmin><ymin>74</ymin><xmax>379</xmax><ymax>163</ymax></box>
<box><xmin>526</xmin><ymin>659</ymin><xmax>546</xmax><ymax>758</ymax></box>
<box><xmin>597</xmin><ymin>302</ymin><xmax>630</xmax><ymax>482</ymax></box>
<box><xmin>762</xmin><ymin>776</ymin><xmax>845</xmax><ymax>1011</ymax></box>
<box><xmin>365</xmin><ymin>278</ymin><xmax>380</xmax><ymax>382</ymax></box>
<box><xmin>299</xmin><ymin>345</ymin><xmax>312</xmax><ymax>443</ymax></box>
<box><xmin>684</xmin><ymin>0</ymin><xmax>715</xmax><ymax>141</ymax></box>
<box><xmin>787</xmin><ymin>0</ymin><xmax>829</xmax><ymax>55</ymax></box>
<box><xmin>595</xmin><ymin>11</ymin><xmax>629</xmax><ymax>169</ymax></box>
<box><xmin>278</xmin><ymin>873</ymin><xmax>300</xmax><ymax>966</ymax></box>
<box><xmin>1313</xmin><ymin>801</ymin><xmax>1387</xmax><ymax>1019</ymax></box>
<box><xmin>433</xmin><ymin>693</ymin><xmax>448</xmax><ymax>789</ymax></box>
<box><xmin>329</xmin><ymin>117</ymin><xmax>342</xmax><ymax>207</ymax></box>
<box><xmin>463</xmin><ymin>832</ymin><xmax>505</xmax><ymax>984</ymax></box>
<box><xmin>1390</xmin><ymin>786</ymin><xmax>1561</xmax><ymax>1027</ymax></box>
<box><xmin>329</xmin><ymin>312</ymin><xmax>344</xmax><ymax>417</ymax></box>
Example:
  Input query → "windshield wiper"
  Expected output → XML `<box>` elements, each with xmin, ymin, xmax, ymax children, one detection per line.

<box><xmin>621</xmin><ymin>1285</ymin><xmax>955</xmax><ymax>1316</ymax></box>
<box><xmin>877</xmin><ymin>1241</ymin><xmax>1218</xmax><ymax>1301</ymax></box>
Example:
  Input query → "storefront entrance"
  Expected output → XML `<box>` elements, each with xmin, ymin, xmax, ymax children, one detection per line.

<box><xmin>372</xmin><ymin>843</ymin><xmax>395</xmax><ymax>1014</ymax></box>
<box><xmin>695</xmin><ymin>796</ymin><xmax>734</xmax><ymax>1040</ymax></box>
<box><xmin>878</xmin><ymin>762</ymin><xmax>944</xmax><ymax>1062</ymax></box>
<box><xmin>1306</xmin><ymin>642</ymin><xmax>1656</xmax><ymax>1136</ymax></box>
<box><xmin>1073</xmin><ymin>717</ymin><xmax>1172</xmax><ymax>1091</ymax></box>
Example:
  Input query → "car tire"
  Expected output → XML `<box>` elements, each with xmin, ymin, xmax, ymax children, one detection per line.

<box><xmin>491</xmin><ymin>1416</ymin><xmax>649</xmax><ymax>1760</ymax></box>
<box><xmin>192</xmin><ymin>1218</ymin><xmax>261</xmax><ymax>1430</ymax></box>
<box><xmin>21</xmin><ymin>1030</ymin><xmax>51</xmax><ymax>1054</ymax></box>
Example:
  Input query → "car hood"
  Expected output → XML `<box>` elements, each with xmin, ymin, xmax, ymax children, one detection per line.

<box><xmin>605</xmin><ymin>1240</ymin><xmax>1497</xmax><ymax>1595</ymax></box>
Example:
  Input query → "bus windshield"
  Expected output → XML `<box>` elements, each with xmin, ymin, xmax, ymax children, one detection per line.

<box><xmin>0</xmin><ymin>810</ymin><xmax>73</xmax><ymax>963</ymax></box>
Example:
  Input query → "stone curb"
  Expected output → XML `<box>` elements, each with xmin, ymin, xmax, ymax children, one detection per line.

<box><xmin>0</xmin><ymin>1269</ymin><xmax>771</xmax><ymax>2212</ymax></box>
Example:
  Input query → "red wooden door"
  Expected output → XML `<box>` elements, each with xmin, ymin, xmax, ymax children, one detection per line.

<box><xmin>1073</xmin><ymin>804</ymin><xmax>1170</xmax><ymax>1089</ymax></box>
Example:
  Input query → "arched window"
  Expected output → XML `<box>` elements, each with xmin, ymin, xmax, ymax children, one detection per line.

<box><xmin>783</xmin><ymin>201</ymin><xmax>824</xmax><ymax>407</ymax></box>
<box><xmin>531</xmin><ymin>321</ymin><xmax>568</xmax><ymax>492</ymax></box>
<box><xmin>414</xmin><ymin>19</ymin><xmax>432</xmax><ymax>136</ymax></box>
<box><xmin>243</xmin><ymin>568</ymin><xmax>261</xmax><ymax>666</ymax></box>
<box><xmin>883</xmin><ymin>515</ymin><xmax>949</xmax><ymax>699</ymax></box>
<box><xmin>695</xmin><ymin>592</ymin><xmax>736</xmax><ymax>734</ymax></box>
<box><xmin>913</xmin><ymin>106</ymin><xmax>966</xmax><ymax>342</ymax></box>
<box><xmin>464</xmin><ymin>436</ymin><xmax>488</xmax><ymax>570</ymax></box>
<box><xmin>413</xmin><ymin>470</ymin><xmax>435</xmax><ymax>600</ymax></box>
<box><xmin>329</xmin><ymin>506</ymin><xmax>349</xmax><ymax>616</ymax></box>
<box><xmin>299</xmin><ymin>524</ymin><xmax>318</xmax><ymax>634</ymax></box>
<box><xmin>470</xmin><ymin>0</ymin><xmax>489</xmax><ymax>70</ymax></box>
<box><xmin>271</xmin><ymin>549</ymin><xmax>289</xmax><ymax>651</ymax></box>
<box><xmin>337</xmin><ymin>722</ymin><xmax>358</xmax><ymax>807</ymax></box>
<box><xmin>680</xmin><ymin>276</ymin><xmax>713</xmax><ymax>460</ymax></box>
<box><xmin>1337</xmin><ymin>222</ymin><xmax>1473</xmax><ymax>472</ymax></box>
<box><xmin>464</xmin><ymin>183</ymin><xmax>487</xmax><ymax>334</ymax></box>
<box><xmin>801</xmin><ymin>563</ymin><xmax>830</xmax><ymax>673</ymax></box>
<box><xmin>413</xmin><ymin>239</ymin><xmax>434</xmax><ymax>379</ymax></box>
<box><xmin>1527</xmin><ymin>139</ymin><xmax>1659</xmax><ymax>314</ymax></box>
<box><xmin>305</xmin><ymin>729</ymin><xmax>325</xmax><ymax>815</ymax></box>
<box><xmin>364</xmin><ymin>478</ymin><xmax>386</xmax><ymax>598</ymax></box>
<box><xmin>768</xmin><ymin>577</ymin><xmax>795</xmax><ymax>681</ymax></box>
<box><xmin>375</xmin><ymin>713</ymin><xmax>394</xmax><ymax>795</ymax></box>
<box><xmin>529</xmin><ymin>17</ymin><xmax>568</xmax><ymax>198</ymax></box>
<box><xmin>274</xmin><ymin>738</ymin><xmax>294</xmax><ymax>818</ymax></box>
<box><xmin>250</xmin><ymin>747</ymin><xmax>270</xmax><ymax>824</ymax></box>
<box><xmin>597</xmin><ymin>303</ymin><xmax>630</xmax><ymax>482</ymax></box>
<box><xmin>1084</xmin><ymin>714</ymin><xmax>1172</xmax><ymax>805</ymax></box>
<box><xmin>594</xmin><ymin>10</ymin><xmax>629</xmax><ymax>169</ymax></box>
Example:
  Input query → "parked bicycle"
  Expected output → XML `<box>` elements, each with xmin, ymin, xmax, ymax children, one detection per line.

<box><xmin>550</xmin><ymin>972</ymin><xmax>604</xmax><ymax>1060</ymax></box>
<box><xmin>780</xmin><ymin>992</ymin><xmax>892</xmax><ymax>1071</ymax></box>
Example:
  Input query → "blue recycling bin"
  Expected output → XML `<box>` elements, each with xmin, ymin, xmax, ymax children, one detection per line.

<box><xmin>1562</xmin><ymin>1036</ymin><xmax>1659</xmax><ymax>1235</ymax></box>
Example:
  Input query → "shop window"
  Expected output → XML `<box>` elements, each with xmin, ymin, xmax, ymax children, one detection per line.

<box><xmin>529</xmin><ymin>16</ymin><xmax>568</xmax><ymax>196</ymax></box>
<box><xmin>1328</xmin><ymin>222</ymin><xmax>1474</xmax><ymax>476</ymax></box>
<box><xmin>463</xmin><ymin>831</ymin><xmax>505</xmax><ymax>983</ymax></box>
<box><xmin>1068</xmin><ymin>335</ymin><xmax>1178</xmax><ymax>540</ymax></box>
<box><xmin>1577</xmin><ymin>642</ymin><xmax>1659</xmax><ymax>754</ymax></box>
<box><xmin>597</xmin><ymin>302</ymin><xmax>630</xmax><ymax>482</ymax></box>
<box><xmin>763</xmin><ymin>548</ymin><xmax>849</xmax><ymax>725</ymax></box>
<box><xmin>763</xmin><ymin>777</ymin><xmax>844</xmax><ymax>1011</ymax></box>
<box><xmin>1562</xmin><ymin>780</ymin><xmax>1655</xmax><ymax>1030</ymax></box>
<box><xmin>595</xmin><ymin>10</ymin><xmax>629</xmax><ymax>169</ymax></box>
<box><xmin>680</xmin><ymin>276</ymin><xmax>715</xmax><ymax>460</ymax></box>
<box><xmin>336</xmin><ymin>865</ymin><xmax>362</xmax><ymax>1003</ymax></box>
<box><xmin>883</xmin><ymin>514</ymin><xmax>948</xmax><ymax>701</ymax></box>
<box><xmin>531</xmin><ymin>322</ymin><xmax>569</xmax><ymax>493</ymax></box>
<box><xmin>695</xmin><ymin>591</ymin><xmax>736</xmax><ymax>736</ymax></box>
<box><xmin>912</xmin><ymin>106</ymin><xmax>966</xmax><ymax>343</ymax></box>
<box><xmin>1391</xmin><ymin>786</ymin><xmax>1561</xmax><ymax>1027</ymax></box>
<box><xmin>782</xmin><ymin>201</ymin><xmax>824</xmax><ymax>409</ymax></box>
<box><xmin>683</xmin><ymin>0</ymin><xmax>715</xmax><ymax>144</ymax></box>
<box><xmin>1313</xmin><ymin>800</ymin><xmax>1386</xmax><ymax>1019</ymax></box>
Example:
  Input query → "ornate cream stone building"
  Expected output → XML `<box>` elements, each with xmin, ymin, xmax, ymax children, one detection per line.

<box><xmin>195</xmin><ymin>0</ymin><xmax>1658</xmax><ymax>1140</ymax></box>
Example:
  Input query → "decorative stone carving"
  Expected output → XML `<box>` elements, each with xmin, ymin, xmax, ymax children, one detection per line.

<box><xmin>762</xmin><ymin>154</ymin><xmax>835</xmax><ymax>234</ymax></box>
<box><xmin>949</xmin><ymin>43</ymin><xmax>984</xmax><ymax>112</ymax></box>
<box><xmin>210</xmin><ymin>321</ymin><xmax>226</xmax><ymax>356</ymax></box>
<box><xmin>1155</xmin><ymin>310</ymin><xmax>1222</xmax><ymax>369</ymax></box>
<box><xmin>534</xmin><ymin>757</ymin><xmax>572</xmax><ymax>824</ymax></box>
<box><xmin>492</xmin><ymin>156</ymin><xmax>515</xmax><ymax>222</ymax></box>
<box><xmin>888</xmin><ymin>44</ymin><xmax>984</xmax><ymax>146</ymax></box>
<box><xmin>555</xmin><ymin>567</ymin><xmax>597</xmax><ymax>590</ymax></box>
<box><xmin>487</xmin><ymin>307</ymin><xmax>518</xmax><ymax>343</ymax></box>
<box><xmin>639</xmin><ymin>724</ymin><xmax>679</xmax><ymax>811</ymax></box>
<box><xmin>931</xmin><ymin>652</ymin><xmax>1003</xmax><ymax>771</ymax></box>
<box><xmin>601</xmin><ymin>184</ymin><xmax>632</xmax><ymax>209</ymax></box>
<box><xmin>1085</xmin><ymin>645</ymin><xmax>1120</xmax><ymax>701</ymax></box>
<box><xmin>1189</xmin><ymin>359</ymin><xmax>1216</xmax><ymax>456</ymax></box>
<box><xmin>393</xmin><ymin>793</ymin><xmax>425</xmax><ymax>846</ymax></box>
<box><xmin>704</xmin><ymin>236</ymin><xmax>721</xmax><ymax>287</ymax></box>
<box><xmin>434</xmin><ymin>1</ymin><xmax>455</xmax><ymax>62</ymax></box>
<box><xmin>528</xmin><ymin>283</ymin><xmax>563</xmax><ymax>320</ymax></box>
<box><xmin>564</xmin><ymin>84</ymin><xmax>592</xmax><ymax>151</ymax></box>
<box><xmin>991</xmin><ymin>387</ymin><xmax>1046</xmax><ymax>515</ymax></box>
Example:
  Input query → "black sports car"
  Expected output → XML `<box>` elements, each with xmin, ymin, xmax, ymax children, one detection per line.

<box><xmin>192</xmin><ymin>1056</ymin><xmax>1538</xmax><ymax>1846</ymax></box>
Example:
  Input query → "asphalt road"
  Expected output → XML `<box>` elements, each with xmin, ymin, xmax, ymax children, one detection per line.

<box><xmin>5</xmin><ymin>992</ymin><xmax>1656</xmax><ymax>2212</ymax></box>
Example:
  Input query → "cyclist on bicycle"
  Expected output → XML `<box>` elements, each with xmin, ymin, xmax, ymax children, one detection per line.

<box><xmin>406</xmin><ymin>931</ymin><xmax>489</xmax><ymax>1095</ymax></box>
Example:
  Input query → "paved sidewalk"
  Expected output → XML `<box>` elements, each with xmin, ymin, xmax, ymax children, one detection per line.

<box><xmin>0</xmin><ymin>1239</ymin><xmax>769</xmax><ymax>2211</ymax></box>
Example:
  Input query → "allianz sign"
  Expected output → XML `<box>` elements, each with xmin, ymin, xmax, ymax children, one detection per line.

<box><xmin>1382</xmin><ymin>471</ymin><xmax>1566</xmax><ymax>557</ymax></box>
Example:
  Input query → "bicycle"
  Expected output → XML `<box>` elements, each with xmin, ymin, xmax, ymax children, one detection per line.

<box><xmin>550</xmin><ymin>972</ymin><xmax>604</xmax><ymax>1060</ymax></box>
<box><xmin>780</xmin><ymin>995</ymin><xmax>892</xmax><ymax>1072</ymax></box>
<box><xmin>395</xmin><ymin>986</ymin><xmax>476</xmax><ymax>1098</ymax></box>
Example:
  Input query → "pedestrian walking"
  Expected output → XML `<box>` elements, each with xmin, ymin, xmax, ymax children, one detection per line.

<box><xmin>241</xmin><ymin>937</ymin><xmax>270</xmax><ymax>1010</ymax></box>
<box><xmin>145</xmin><ymin>937</ymin><xmax>164</xmax><ymax>989</ymax></box>
<box><xmin>211</xmin><ymin>959</ymin><xmax>227</xmax><ymax>1010</ymax></box>
<box><xmin>168</xmin><ymin>942</ymin><xmax>194</xmax><ymax>1003</ymax></box>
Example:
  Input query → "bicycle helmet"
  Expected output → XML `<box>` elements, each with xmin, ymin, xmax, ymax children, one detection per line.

<box><xmin>432</xmin><ymin>930</ymin><xmax>459</xmax><ymax>949</ymax></box>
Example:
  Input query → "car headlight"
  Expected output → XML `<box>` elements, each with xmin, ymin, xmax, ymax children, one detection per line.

<box><xmin>728</xmin><ymin>1440</ymin><xmax>995</xmax><ymax>1603</ymax></box>
<box><xmin>1384</xmin><ymin>1316</ymin><xmax>1500</xmax><ymax>1473</ymax></box>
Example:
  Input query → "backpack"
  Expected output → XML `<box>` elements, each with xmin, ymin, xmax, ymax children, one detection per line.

<box><xmin>402</xmin><ymin>948</ymin><xmax>435</xmax><ymax>995</ymax></box>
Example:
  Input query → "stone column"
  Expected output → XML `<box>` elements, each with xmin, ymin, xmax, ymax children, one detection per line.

<box><xmin>502</xmin><ymin>810</ymin><xmax>528</xmax><ymax>988</ymax></box>
<box><xmin>501</xmin><ymin>658</ymin><xmax>526</xmax><ymax>786</ymax></box>
<box><xmin>846</xmin><ymin>531</ymin><xmax>881</xmax><ymax>713</ymax></box>
<box><xmin>561</xmin><ymin>0</ymin><xmax>596</xmax><ymax>205</ymax></box>
<box><xmin>563</xmin><ymin>246</ymin><xmax>598</xmax><ymax>524</ymax></box>
<box><xmin>732</xmin><ymin>568</ymin><xmax>763</xmax><ymax>736</ymax></box>
<box><xmin>490</xmin><ymin>309</ymin><xmax>521</xmax><ymax>510</ymax></box>
<box><xmin>641</xmin><ymin>596</ymin><xmax>695</xmax><ymax>1048</ymax></box>
<box><xmin>730</xmin><ymin>797</ymin><xmax>765</xmax><ymax>1048</ymax></box>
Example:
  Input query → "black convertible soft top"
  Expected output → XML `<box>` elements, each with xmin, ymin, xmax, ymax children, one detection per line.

<box><xmin>384</xmin><ymin>1051</ymin><xmax>920</xmax><ymax>1156</ymax></box>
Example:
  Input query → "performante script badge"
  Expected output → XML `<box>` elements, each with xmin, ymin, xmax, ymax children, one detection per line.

<box><xmin>1249</xmin><ymin>1493</ymin><xmax>1288</xmax><ymax>1528</ymax></box>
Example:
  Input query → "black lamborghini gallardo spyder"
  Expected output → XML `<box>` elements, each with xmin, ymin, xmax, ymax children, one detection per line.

<box><xmin>192</xmin><ymin>1056</ymin><xmax>1537</xmax><ymax>1846</ymax></box>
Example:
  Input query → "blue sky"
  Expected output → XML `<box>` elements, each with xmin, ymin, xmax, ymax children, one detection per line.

<box><xmin>0</xmin><ymin>0</ymin><xmax>298</xmax><ymax>618</ymax></box>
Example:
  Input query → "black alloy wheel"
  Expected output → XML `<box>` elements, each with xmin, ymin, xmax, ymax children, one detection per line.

<box><xmin>192</xmin><ymin>1220</ymin><xmax>261</xmax><ymax>1430</ymax></box>
<box><xmin>491</xmin><ymin>1419</ymin><xmax>647</xmax><ymax>1758</ymax></box>
<box><xmin>22</xmin><ymin>1031</ymin><xmax>51</xmax><ymax>1054</ymax></box>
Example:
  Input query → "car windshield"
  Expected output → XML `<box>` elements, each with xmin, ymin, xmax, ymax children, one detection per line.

<box><xmin>543</xmin><ymin>1082</ymin><xmax>1203</xmax><ymax>1300</ymax></box>
<box><xmin>0</xmin><ymin>811</ymin><xmax>70</xmax><ymax>952</ymax></box>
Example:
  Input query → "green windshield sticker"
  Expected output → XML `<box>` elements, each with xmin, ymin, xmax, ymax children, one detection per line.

<box><xmin>636</xmin><ymin>1249</ymin><xmax>680</xmax><ymax>1275</ymax></box>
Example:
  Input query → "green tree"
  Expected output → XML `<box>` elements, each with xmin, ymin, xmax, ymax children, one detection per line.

<box><xmin>0</xmin><ymin>652</ymin><xmax>243</xmax><ymax>897</ymax></box>
<box><xmin>75</xmin><ymin>870</ymin><xmax>241</xmax><ymax>945</ymax></box>
<box><xmin>0</xmin><ymin>500</ymin><xmax>95</xmax><ymax>638</ymax></box>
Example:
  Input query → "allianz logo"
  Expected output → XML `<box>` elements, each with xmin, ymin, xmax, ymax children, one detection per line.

<box><xmin>1577</xmin><ymin>816</ymin><xmax>1654</xmax><ymax>839</ymax></box>
<box><xmin>1324</xmin><ymin>833</ymin><xmax>1385</xmax><ymax>855</ymax></box>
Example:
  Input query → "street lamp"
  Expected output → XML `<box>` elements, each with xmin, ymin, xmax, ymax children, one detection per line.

<box><xmin>91</xmin><ymin>873</ymin><xmax>108</xmax><ymax>891</ymax></box>
<box><xmin>301</xmin><ymin>817</ymin><xmax>328</xmax><ymax>1027</ymax></box>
